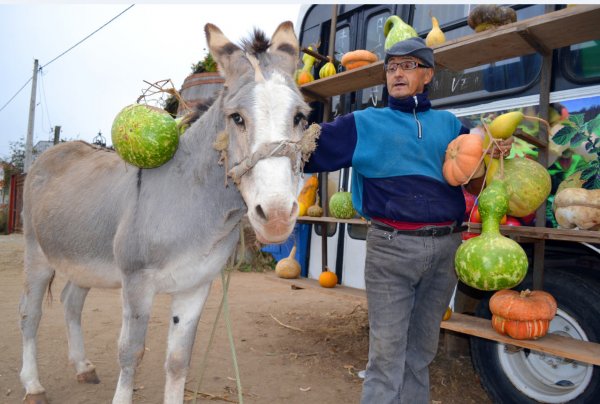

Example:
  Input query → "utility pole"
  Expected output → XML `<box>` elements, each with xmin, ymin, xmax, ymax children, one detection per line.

<box><xmin>24</xmin><ymin>59</ymin><xmax>39</xmax><ymax>173</ymax></box>
<box><xmin>53</xmin><ymin>125</ymin><xmax>61</xmax><ymax>145</ymax></box>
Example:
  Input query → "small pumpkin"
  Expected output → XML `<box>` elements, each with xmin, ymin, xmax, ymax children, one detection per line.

<box><xmin>341</xmin><ymin>50</ymin><xmax>378</xmax><ymax>70</ymax></box>
<box><xmin>443</xmin><ymin>134</ymin><xmax>484</xmax><ymax>186</ymax></box>
<box><xmin>295</xmin><ymin>70</ymin><xmax>314</xmax><ymax>86</ymax></box>
<box><xmin>275</xmin><ymin>245</ymin><xmax>301</xmax><ymax>279</ymax></box>
<box><xmin>319</xmin><ymin>269</ymin><xmax>338</xmax><ymax>288</ymax></box>
<box><xmin>489</xmin><ymin>289</ymin><xmax>557</xmax><ymax>340</ymax></box>
<box><xmin>298</xmin><ymin>175</ymin><xmax>319</xmax><ymax>217</ymax></box>
<box><xmin>295</xmin><ymin>47</ymin><xmax>316</xmax><ymax>86</ymax></box>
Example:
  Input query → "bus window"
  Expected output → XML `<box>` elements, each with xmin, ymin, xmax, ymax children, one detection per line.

<box><xmin>563</xmin><ymin>40</ymin><xmax>600</xmax><ymax>81</ymax></box>
<box><xmin>331</xmin><ymin>25</ymin><xmax>351</xmax><ymax>118</ymax></box>
<box><xmin>412</xmin><ymin>4</ymin><xmax>470</xmax><ymax>35</ymax></box>
<box><xmin>359</xmin><ymin>10</ymin><xmax>391</xmax><ymax>110</ymax></box>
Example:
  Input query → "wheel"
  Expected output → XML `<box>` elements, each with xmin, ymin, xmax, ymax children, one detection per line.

<box><xmin>470</xmin><ymin>270</ymin><xmax>600</xmax><ymax>403</ymax></box>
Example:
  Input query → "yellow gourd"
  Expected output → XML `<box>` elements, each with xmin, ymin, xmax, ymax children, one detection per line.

<box><xmin>298</xmin><ymin>175</ymin><xmax>319</xmax><ymax>216</ymax></box>
<box><xmin>319</xmin><ymin>57</ymin><xmax>336</xmax><ymax>79</ymax></box>
<box><xmin>425</xmin><ymin>16</ymin><xmax>446</xmax><ymax>47</ymax></box>
<box><xmin>275</xmin><ymin>245</ymin><xmax>301</xmax><ymax>279</ymax></box>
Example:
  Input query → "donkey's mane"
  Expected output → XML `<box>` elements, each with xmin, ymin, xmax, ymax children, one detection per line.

<box><xmin>240</xmin><ymin>28</ymin><xmax>270</xmax><ymax>56</ymax></box>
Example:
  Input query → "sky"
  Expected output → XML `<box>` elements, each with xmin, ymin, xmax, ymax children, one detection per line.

<box><xmin>0</xmin><ymin>1</ymin><xmax>305</xmax><ymax>159</ymax></box>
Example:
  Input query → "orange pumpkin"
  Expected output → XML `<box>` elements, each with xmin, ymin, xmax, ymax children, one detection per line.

<box><xmin>489</xmin><ymin>289</ymin><xmax>557</xmax><ymax>340</ymax></box>
<box><xmin>319</xmin><ymin>270</ymin><xmax>338</xmax><ymax>288</ymax></box>
<box><xmin>341</xmin><ymin>50</ymin><xmax>378</xmax><ymax>70</ymax></box>
<box><xmin>443</xmin><ymin>134</ymin><xmax>484</xmax><ymax>186</ymax></box>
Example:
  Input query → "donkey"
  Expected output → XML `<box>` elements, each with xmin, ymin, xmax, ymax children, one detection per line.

<box><xmin>19</xmin><ymin>21</ymin><xmax>310</xmax><ymax>404</ymax></box>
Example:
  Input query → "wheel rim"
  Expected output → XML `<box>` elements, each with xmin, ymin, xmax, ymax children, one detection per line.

<box><xmin>496</xmin><ymin>308</ymin><xmax>594</xmax><ymax>403</ymax></box>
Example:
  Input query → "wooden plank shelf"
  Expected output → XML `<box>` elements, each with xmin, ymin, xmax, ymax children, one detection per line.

<box><xmin>296</xmin><ymin>217</ymin><xmax>600</xmax><ymax>244</ymax></box>
<box><xmin>467</xmin><ymin>223</ymin><xmax>600</xmax><ymax>244</ymax></box>
<box><xmin>300</xmin><ymin>5</ymin><xmax>600</xmax><ymax>102</ymax></box>
<box><xmin>265</xmin><ymin>273</ymin><xmax>600</xmax><ymax>366</ymax></box>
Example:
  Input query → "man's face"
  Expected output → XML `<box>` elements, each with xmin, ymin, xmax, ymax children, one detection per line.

<box><xmin>385</xmin><ymin>56</ymin><xmax>434</xmax><ymax>99</ymax></box>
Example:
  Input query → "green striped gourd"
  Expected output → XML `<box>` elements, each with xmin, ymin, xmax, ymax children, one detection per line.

<box><xmin>455</xmin><ymin>180</ymin><xmax>528</xmax><ymax>290</ymax></box>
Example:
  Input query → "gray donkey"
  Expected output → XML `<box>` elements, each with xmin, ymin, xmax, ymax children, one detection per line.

<box><xmin>19</xmin><ymin>21</ymin><xmax>311</xmax><ymax>404</ymax></box>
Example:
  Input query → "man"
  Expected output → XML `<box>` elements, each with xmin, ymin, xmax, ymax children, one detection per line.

<box><xmin>304</xmin><ymin>37</ymin><xmax>511</xmax><ymax>403</ymax></box>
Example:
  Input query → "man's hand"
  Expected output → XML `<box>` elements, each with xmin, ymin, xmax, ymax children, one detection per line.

<box><xmin>487</xmin><ymin>137</ymin><xmax>514</xmax><ymax>158</ymax></box>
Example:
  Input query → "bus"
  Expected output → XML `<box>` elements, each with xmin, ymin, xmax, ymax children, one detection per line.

<box><xmin>292</xmin><ymin>4</ymin><xmax>600</xmax><ymax>403</ymax></box>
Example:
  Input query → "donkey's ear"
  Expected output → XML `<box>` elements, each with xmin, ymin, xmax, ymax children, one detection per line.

<box><xmin>205</xmin><ymin>23</ymin><xmax>244</xmax><ymax>82</ymax></box>
<box><xmin>268</xmin><ymin>21</ymin><xmax>299</xmax><ymax>76</ymax></box>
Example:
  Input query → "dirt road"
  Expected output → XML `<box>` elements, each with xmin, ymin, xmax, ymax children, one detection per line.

<box><xmin>0</xmin><ymin>234</ymin><xmax>490</xmax><ymax>403</ymax></box>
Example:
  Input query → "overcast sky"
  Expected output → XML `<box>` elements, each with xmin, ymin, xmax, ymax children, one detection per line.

<box><xmin>0</xmin><ymin>2</ymin><xmax>304</xmax><ymax>159</ymax></box>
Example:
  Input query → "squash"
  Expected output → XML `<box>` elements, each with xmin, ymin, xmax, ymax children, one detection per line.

<box><xmin>490</xmin><ymin>289</ymin><xmax>557</xmax><ymax>340</ymax></box>
<box><xmin>295</xmin><ymin>47</ymin><xmax>316</xmax><ymax>85</ymax></box>
<box><xmin>329</xmin><ymin>191</ymin><xmax>355</xmax><ymax>219</ymax></box>
<box><xmin>319</xmin><ymin>269</ymin><xmax>338</xmax><ymax>288</ymax></box>
<box><xmin>111</xmin><ymin>104</ymin><xmax>180</xmax><ymax>168</ymax></box>
<box><xmin>307</xmin><ymin>194</ymin><xmax>324</xmax><ymax>217</ymax></box>
<box><xmin>554</xmin><ymin>188</ymin><xmax>600</xmax><ymax>230</ymax></box>
<box><xmin>467</xmin><ymin>5</ymin><xmax>517</xmax><ymax>33</ymax></box>
<box><xmin>425</xmin><ymin>16</ymin><xmax>446</xmax><ymax>47</ymax></box>
<box><xmin>442</xmin><ymin>134</ymin><xmax>484</xmax><ymax>186</ymax></box>
<box><xmin>275</xmin><ymin>245</ymin><xmax>301</xmax><ymax>279</ymax></box>
<box><xmin>341</xmin><ymin>50</ymin><xmax>378</xmax><ymax>71</ymax></box>
<box><xmin>455</xmin><ymin>179</ymin><xmax>528</xmax><ymax>291</ymax></box>
<box><xmin>297</xmin><ymin>175</ymin><xmax>319</xmax><ymax>217</ymax></box>
<box><xmin>491</xmin><ymin>157</ymin><xmax>551</xmax><ymax>217</ymax></box>
<box><xmin>319</xmin><ymin>58</ymin><xmax>336</xmax><ymax>79</ymax></box>
<box><xmin>383</xmin><ymin>15</ymin><xmax>417</xmax><ymax>50</ymax></box>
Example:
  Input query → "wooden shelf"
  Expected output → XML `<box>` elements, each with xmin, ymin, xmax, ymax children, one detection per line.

<box><xmin>297</xmin><ymin>217</ymin><xmax>600</xmax><ymax>244</ymax></box>
<box><xmin>468</xmin><ymin>224</ymin><xmax>600</xmax><ymax>244</ymax></box>
<box><xmin>443</xmin><ymin>313</ymin><xmax>600</xmax><ymax>367</ymax></box>
<box><xmin>434</xmin><ymin>5</ymin><xmax>600</xmax><ymax>71</ymax></box>
<box><xmin>265</xmin><ymin>273</ymin><xmax>600</xmax><ymax>366</ymax></box>
<box><xmin>300</xmin><ymin>5</ymin><xmax>600</xmax><ymax>102</ymax></box>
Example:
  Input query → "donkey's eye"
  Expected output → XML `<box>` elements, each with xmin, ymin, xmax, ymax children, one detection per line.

<box><xmin>293</xmin><ymin>113</ymin><xmax>306</xmax><ymax>127</ymax></box>
<box><xmin>230</xmin><ymin>113</ymin><xmax>244</xmax><ymax>127</ymax></box>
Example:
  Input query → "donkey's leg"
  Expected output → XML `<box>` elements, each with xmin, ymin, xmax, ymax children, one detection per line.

<box><xmin>163</xmin><ymin>282</ymin><xmax>212</xmax><ymax>404</ymax></box>
<box><xmin>19</xmin><ymin>242</ymin><xmax>54</xmax><ymax>404</ymax></box>
<box><xmin>60</xmin><ymin>281</ymin><xmax>100</xmax><ymax>384</ymax></box>
<box><xmin>112</xmin><ymin>275</ymin><xmax>155</xmax><ymax>404</ymax></box>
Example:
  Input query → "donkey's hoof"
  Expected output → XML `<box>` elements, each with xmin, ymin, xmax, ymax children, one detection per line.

<box><xmin>23</xmin><ymin>393</ymin><xmax>49</xmax><ymax>404</ymax></box>
<box><xmin>76</xmin><ymin>369</ymin><xmax>100</xmax><ymax>384</ymax></box>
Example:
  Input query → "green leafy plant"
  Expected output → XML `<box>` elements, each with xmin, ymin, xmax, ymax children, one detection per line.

<box><xmin>552</xmin><ymin>113</ymin><xmax>600</xmax><ymax>189</ymax></box>
<box><xmin>191</xmin><ymin>50</ymin><xmax>217</xmax><ymax>74</ymax></box>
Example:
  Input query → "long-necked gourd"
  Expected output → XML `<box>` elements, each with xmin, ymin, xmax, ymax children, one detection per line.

<box><xmin>455</xmin><ymin>179</ymin><xmax>528</xmax><ymax>290</ymax></box>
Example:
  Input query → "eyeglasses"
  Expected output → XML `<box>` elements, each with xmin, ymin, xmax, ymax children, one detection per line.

<box><xmin>384</xmin><ymin>60</ymin><xmax>429</xmax><ymax>73</ymax></box>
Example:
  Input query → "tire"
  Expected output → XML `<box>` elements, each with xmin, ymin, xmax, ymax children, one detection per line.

<box><xmin>470</xmin><ymin>270</ymin><xmax>600</xmax><ymax>403</ymax></box>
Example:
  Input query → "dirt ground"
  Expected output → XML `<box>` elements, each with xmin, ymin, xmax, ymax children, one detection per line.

<box><xmin>0</xmin><ymin>233</ymin><xmax>491</xmax><ymax>403</ymax></box>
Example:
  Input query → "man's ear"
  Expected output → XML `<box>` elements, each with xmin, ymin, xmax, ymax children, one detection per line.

<box><xmin>423</xmin><ymin>68</ymin><xmax>434</xmax><ymax>85</ymax></box>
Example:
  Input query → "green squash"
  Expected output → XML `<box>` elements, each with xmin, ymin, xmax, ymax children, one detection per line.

<box><xmin>329</xmin><ymin>192</ymin><xmax>356</xmax><ymax>219</ymax></box>
<box><xmin>111</xmin><ymin>104</ymin><xmax>180</xmax><ymax>168</ymax></box>
<box><xmin>455</xmin><ymin>180</ymin><xmax>528</xmax><ymax>291</ymax></box>
<box><xmin>491</xmin><ymin>157</ymin><xmax>551</xmax><ymax>217</ymax></box>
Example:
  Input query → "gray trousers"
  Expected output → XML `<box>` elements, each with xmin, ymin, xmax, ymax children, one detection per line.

<box><xmin>360</xmin><ymin>226</ymin><xmax>461</xmax><ymax>404</ymax></box>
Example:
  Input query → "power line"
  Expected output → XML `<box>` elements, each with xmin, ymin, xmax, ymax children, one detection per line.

<box><xmin>40</xmin><ymin>4</ymin><xmax>135</xmax><ymax>70</ymax></box>
<box><xmin>0</xmin><ymin>4</ymin><xmax>135</xmax><ymax>114</ymax></box>
<box><xmin>0</xmin><ymin>76</ymin><xmax>32</xmax><ymax>113</ymax></box>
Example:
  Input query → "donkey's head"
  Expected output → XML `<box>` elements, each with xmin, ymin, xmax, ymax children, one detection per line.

<box><xmin>206</xmin><ymin>22</ymin><xmax>311</xmax><ymax>244</ymax></box>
